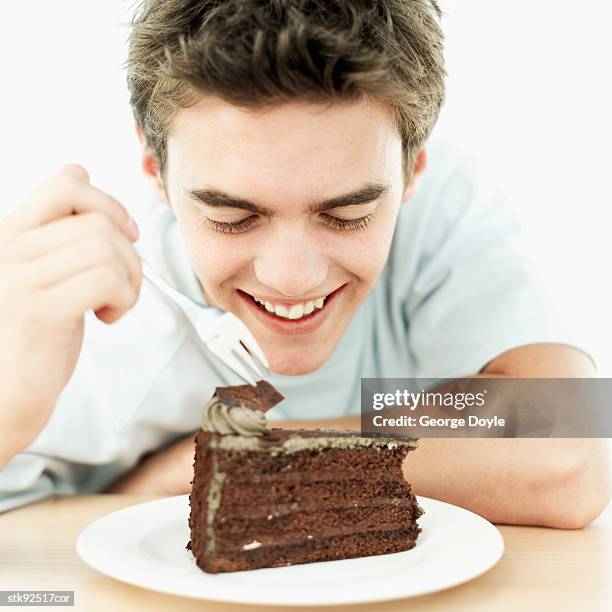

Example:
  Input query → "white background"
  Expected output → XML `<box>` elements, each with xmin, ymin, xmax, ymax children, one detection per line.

<box><xmin>1</xmin><ymin>1</ymin><xmax>611</xmax><ymax>373</ymax></box>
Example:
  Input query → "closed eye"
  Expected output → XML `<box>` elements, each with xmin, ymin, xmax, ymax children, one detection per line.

<box><xmin>201</xmin><ymin>214</ymin><xmax>258</xmax><ymax>234</ymax></box>
<box><xmin>320</xmin><ymin>213</ymin><xmax>374</xmax><ymax>231</ymax></box>
<box><xmin>200</xmin><ymin>200</ymin><xmax>379</xmax><ymax>234</ymax></box>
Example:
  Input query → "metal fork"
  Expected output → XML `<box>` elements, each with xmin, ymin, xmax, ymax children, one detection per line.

<box><xmin>141</xmin><ymin>260</ymin><xmax>268</xmax><ymax>386</ymax></box>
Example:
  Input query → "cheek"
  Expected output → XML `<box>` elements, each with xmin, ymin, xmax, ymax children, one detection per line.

<box><xmin>346</xmin><ymin>241</ymin><xmax>388</xmax><ymax>285</ymax></box>
<box><xmin>337</xmin><ymin>207</ymin><xmax>398</xmax><ymax>283</ymax></box>
<box><xmin>173</xmin><ymin>205</ymin><xmax>248</xmax><ymax>289</ymax></box>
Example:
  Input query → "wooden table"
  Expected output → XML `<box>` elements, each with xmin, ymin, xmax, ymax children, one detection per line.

<box><xmin>1</xmin><ymin>495</ymin><xmax>610</xmax><ymax>611</ymax></box>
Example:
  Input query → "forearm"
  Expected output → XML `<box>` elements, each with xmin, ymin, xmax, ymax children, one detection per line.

<box><xmin>403</xmin><ymin>437</ymin><xmax>610</xmax><ymax>528</ymax></box>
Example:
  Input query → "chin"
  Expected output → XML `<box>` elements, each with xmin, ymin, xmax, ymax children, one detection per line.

<box><xmin>268</xmin><ymin>346</ymin><xmax>331</xmax><ymax>376</ymax></box>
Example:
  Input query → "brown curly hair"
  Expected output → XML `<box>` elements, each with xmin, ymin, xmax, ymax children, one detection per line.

<box><xmin>126</xmin><ymin>0</ymin><xmax>445</xmax><ymax>179</ymax></box>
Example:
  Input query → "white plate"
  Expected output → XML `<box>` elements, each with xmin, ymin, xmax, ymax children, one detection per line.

<box><xmin>77</xmin><ymin>494</ymin><xmax>503</xmax><ymax>606</ymax></box>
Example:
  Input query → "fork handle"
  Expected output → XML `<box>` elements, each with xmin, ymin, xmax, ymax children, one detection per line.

<box><xmin>141</xmin><ymin>260</ymin><xmax>223</xmax><ymax>327</ymax></box>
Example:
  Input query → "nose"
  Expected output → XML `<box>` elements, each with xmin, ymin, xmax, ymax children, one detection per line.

<box><xmin>253</xmin><ymin>225</ymin><xmax>329</xmax><ymax>297</ymax></box>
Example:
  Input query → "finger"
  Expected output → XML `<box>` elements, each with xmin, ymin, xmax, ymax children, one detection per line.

<box><xmin>99</xmin><ymin>226</ymin><xmax>142</xmax><ymax>298</ymax></box>
<box><xmin>6</xmin><ymin>165</ymin><xmax>139</xmax><ymax>240</ymax></box>
<box><xmin>20</xmin><ymin>211</ymin><xmax>140</xmax><ymax>264</ymax></box>
<box><xmin>107</xmin><ymin>229</ymin><xmax>142</xmax><ymax>298</ymax></box>
<box><xmin>23</xmin><ymin>228</ymin><xmax>142</xmax><ymax>296</ymax></box>
<box><xmin>44</xmin><ymin>263</ymin><xmax>140</xmax><ymax>325</ymax></box>
<box><xmin>60</xmin><ymin>163</ymin><xmax>90</xmax><ymax>183</ymax></box>
<box><xmin>6</xmin><ymin>164</ymin><xmax>90</xmax><ymax>228</ymax></box>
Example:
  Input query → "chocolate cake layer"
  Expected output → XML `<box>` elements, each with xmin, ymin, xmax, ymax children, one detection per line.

<box><xmin>219</xmin><ymin>476</ymin><xmax>411</xmax><ymax>505</ymax></box>
<box><xmin>216</xmin><ymin>509</ymin><xmax>418</xmax><ymax>541</ymax></box>
<box><xmin>208</xmin><ymin>527</ymin><xmax>421</xmax><ymax>573</ymax></box>
<box><xmin>188</xmin><ymin>429</ymin><xmax>421</xmax><ymax>573</ymax></box>
<box><xmin>214</xmin><ymin>495</ymin><xmax>415</xmax><ymax>520</ymax></box>
<box><xmin>217</xmin><ymin>444</ymin><xmax>413</xmax><ymax>474</ymax></box>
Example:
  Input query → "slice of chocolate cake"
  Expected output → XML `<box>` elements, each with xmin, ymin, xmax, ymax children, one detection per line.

<box><xmin>188</xmin><ymin>382</ymin><xmax>422</xmax><ymax>573</ymax></box>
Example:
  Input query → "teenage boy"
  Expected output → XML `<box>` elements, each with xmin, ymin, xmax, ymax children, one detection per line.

<box><xmin>0</xmin><ymin>0</ymin><xmax>609</xmax><ymax>525</ymax></box>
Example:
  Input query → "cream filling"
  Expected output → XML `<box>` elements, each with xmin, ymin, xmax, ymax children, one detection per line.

<box><xmin>202</xmin><ymin>398</ymin><xmax>268</xmax><ymax>436</ymax></box>
<box><xmin>214</xmin><ymin>434</ymin><xmax>418</xmax><ymax>453</ymax></box>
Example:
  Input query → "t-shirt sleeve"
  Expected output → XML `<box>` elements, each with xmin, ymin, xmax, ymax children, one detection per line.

<box><xmin>391</xmin><ymin>148</ymin><xmax>587</xmax><ymax>378</ymax></box>
<box><xmin>0</xmin><ymin>453</ymin><xmax>78</xmax><ymax>514</ymax></box>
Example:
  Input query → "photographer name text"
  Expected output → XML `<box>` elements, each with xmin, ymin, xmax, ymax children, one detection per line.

<box><xmin>371</xmin><ymin>414</ymin><xmax>505</xmax><ymax>429</ymax></box>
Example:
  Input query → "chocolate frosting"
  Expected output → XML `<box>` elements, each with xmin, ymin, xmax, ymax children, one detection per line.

<box><xmin>215</xmin><ymin>380</ymin><xmax>284</xmax><ymax>413</ymax></box>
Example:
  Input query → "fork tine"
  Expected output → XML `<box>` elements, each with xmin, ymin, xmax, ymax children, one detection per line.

<box><xmin>236</xmin><ymin>324</ymin><xmax>270</xmax><ymax>369</ymax></box>
<box><xmin>236</xmin><ymin>342</ymin><xmax>266</xmax><ymax>379</ymax></box>
<box><xmin>238</xmin><ymin>340</ymin><xmax>268</xmax><ymax>376</ymax></box>
<box><xmin>209</xmin><ymin>344</ymin><xmax>258</xmax><ymax>386</ymax></box>
<box><xmin>232</xmin><ymin>343</ymin><xmax>264</xmax><ymax>380</ymax></box>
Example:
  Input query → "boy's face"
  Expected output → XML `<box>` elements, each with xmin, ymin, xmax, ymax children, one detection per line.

<box><xmin>141</xmin><ymin>97</ymin><xmax>424</xmax><ymax>375</ymax></box>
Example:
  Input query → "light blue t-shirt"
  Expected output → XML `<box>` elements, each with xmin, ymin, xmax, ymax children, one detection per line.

<box><xmin>0</xmin><ymin>140</ymin><xmax>578</xmax><ymax>512</ymax></box>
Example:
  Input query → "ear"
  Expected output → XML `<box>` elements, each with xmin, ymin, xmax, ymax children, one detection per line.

<box><xmin>401</xmin><ymin>148</ymin><xmax>427</xmax><ymax>203</ymax></box>
<box><xmin>135</xmin><ymin>122</ymin><xmax>170</xmax><ymax>206</ymax></box>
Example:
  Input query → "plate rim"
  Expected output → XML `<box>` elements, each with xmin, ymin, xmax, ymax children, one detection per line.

<box><xmin>76</xmin><ymin>494</ymin><xmax>504</xmax><ymax>606</ymax></box>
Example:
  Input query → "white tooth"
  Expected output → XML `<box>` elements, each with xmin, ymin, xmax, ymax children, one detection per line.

<box><xmin>314</xmin><ymin>297</ymin><xmax>325</xmax><ymax>309</ymax></box>
<box><xmin>303</xmin><ymin>301</ymin><xmax>315</xmax><ymax>315</ymax></box>
<box><xmin>264</xmin><ymin>301</ymin><xmax>274</xmax><ymax>313</ymax></box>
<box><xmin>287</xmin><ymin>304</ymin><xmax>305</xmax><ymax>319</ymax></box>
<box><xmin>274</xmin><ymin>304</ymin><xmax>289</xmax><ymax>318</ymax></box>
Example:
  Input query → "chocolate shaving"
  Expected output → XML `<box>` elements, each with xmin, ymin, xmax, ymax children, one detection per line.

<box><xmin>214</xmin><ymin>380</ymin><xmax>284</xmax><ymax>413</ymax></box>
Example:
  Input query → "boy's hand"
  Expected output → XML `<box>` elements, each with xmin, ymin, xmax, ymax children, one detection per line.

<box><xmin>0</xmin><ymin>165</ymin><xmax>141</xmax><ymax>465</ymax></box>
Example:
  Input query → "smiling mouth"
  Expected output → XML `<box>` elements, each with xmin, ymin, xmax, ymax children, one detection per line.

<box><xmin>238</xmin><ymin>286</ymin><xmax>345</xmax><ymax>322</ymax></box>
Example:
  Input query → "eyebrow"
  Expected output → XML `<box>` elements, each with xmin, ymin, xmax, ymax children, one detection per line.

<box><xmin>186</xmin><ymin>182</ymin><xmax>391</xmax><ymax>215</ymax></box>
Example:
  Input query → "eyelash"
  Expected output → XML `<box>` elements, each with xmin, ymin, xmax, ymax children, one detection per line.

<box><xmin>202</xmin><ymin>216</ymin><xmax>259</xmax><ymax>234</ymax></box>
<box><xmin>322</xmin><ymin>213</ymin><xmax>373</xmax><ymax>231</ymax></box>
<box><xmin>202</xmin><ymin>213</ymin><xmax>374</xmax><ymax>235</ymax></box>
